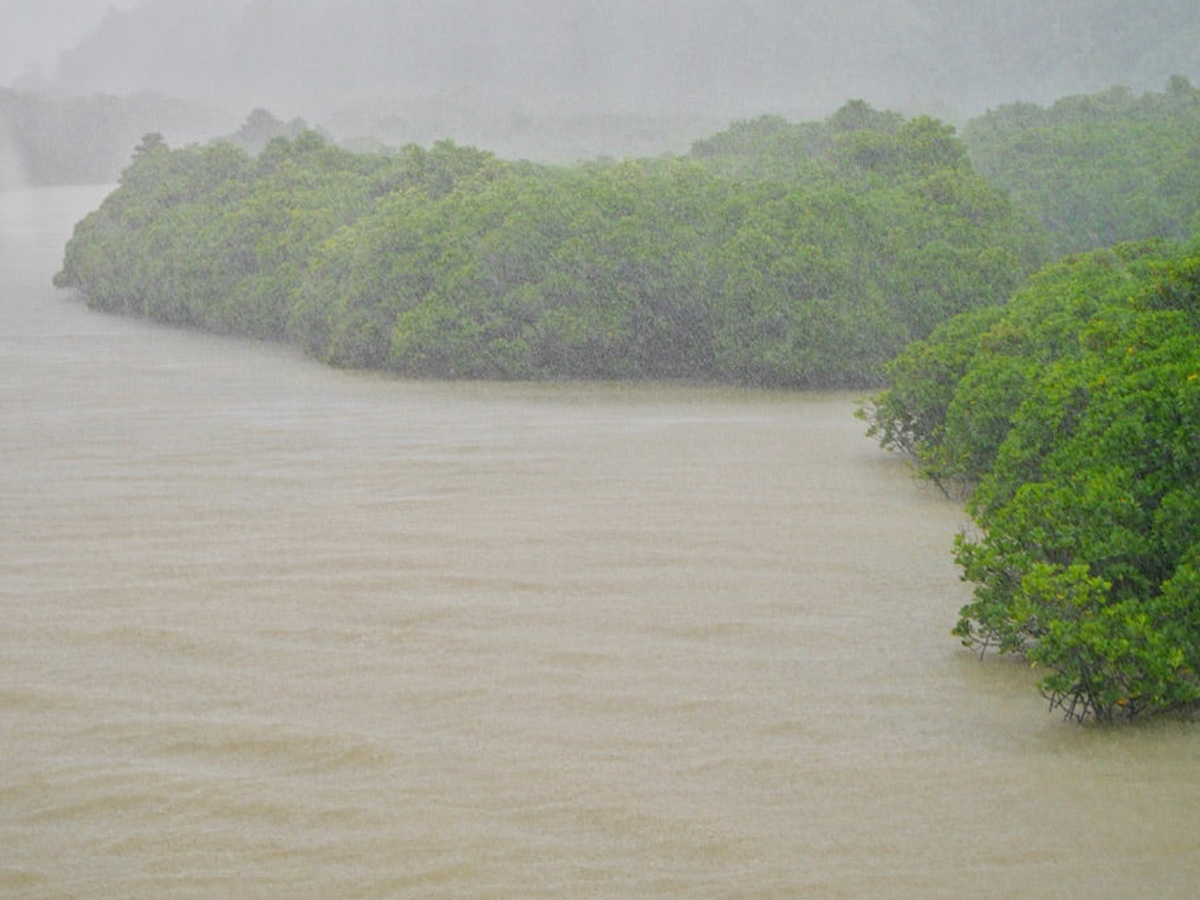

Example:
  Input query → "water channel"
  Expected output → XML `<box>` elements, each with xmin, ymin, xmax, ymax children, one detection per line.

<box><xmin>2</xmin><ymin>186</ymin><xmax>1198</xmax><ymax>899</ymax></box>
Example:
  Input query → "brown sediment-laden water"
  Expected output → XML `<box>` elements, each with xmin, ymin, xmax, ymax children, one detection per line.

<box><xmin>2</xmin><ymin>186</ymin><xmax>1199</xmax><ymax>900</ymax></box>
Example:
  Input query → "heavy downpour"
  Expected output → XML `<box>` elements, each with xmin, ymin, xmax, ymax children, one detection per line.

<box><xmin>2</xmin><ymin>2</ymin><xmax>1200</xmax><ymax>898</ymax></box>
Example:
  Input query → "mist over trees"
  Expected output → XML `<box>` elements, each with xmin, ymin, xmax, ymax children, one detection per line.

<box><xmin>51</xmin><ymin>78</ymin><xmax>1200</xmax><ymax>389</ymax></box>
<box><xmin>0</xmin><ymin>88</ymin><xmax>229</xmax><ymax>189</ymax></box>
<box><xmin>31</xmin><ymin>0</ymin><xmax>1200</xmax><ymax>146</ymax></box>
<box><xmin>4</xmin><ymin>0</ymin><xmax>1198</xmax><ymax>182</ymax></box>
<box><xmin>963</xmin><ymin>76</ymin><xmax>1200</xmax><ymax>256</ymax></box>
<box><xmin>54</xmin><ymin>103</ymin><xmax>1041</xmax><ymax>386</ymax></box>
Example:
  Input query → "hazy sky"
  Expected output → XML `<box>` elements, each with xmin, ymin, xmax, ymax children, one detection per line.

<box><xmin>0</xmin><ymin>0</ymin><xmax>140</xmax><ymax>85</ymax></box>
<box><xmin>5</xmin><ymin>0</ymin><xmax>1196</xmax><ymax>125</ymax></box>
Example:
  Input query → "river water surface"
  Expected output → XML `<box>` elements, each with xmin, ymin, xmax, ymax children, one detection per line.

<box><xmin>3</xmin><ymin>186</ymin><xmax>1199</xmax><ymax>899</ymax></box>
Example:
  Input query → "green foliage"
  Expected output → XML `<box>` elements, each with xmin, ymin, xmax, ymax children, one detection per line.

<box><xmin>963</xmin><ymin>79</ymin><xmax>1200</xmax><ymax>257</ymax></box>
<box><xmin>56</xmin><ymin>103</ymin><xmax>1038</xmax><ymax>388</ymax></box>
<box><xmin>866</xmin><ymin>238</ymin><xmax>1200</xmax><ymax>721</ymax></box>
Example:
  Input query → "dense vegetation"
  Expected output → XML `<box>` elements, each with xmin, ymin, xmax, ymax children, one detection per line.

<box><xmin>861</xmin><ymin>239</ymin><xmax>1200</xmax><ymax>721</ymax></box>
<box><xmin>855</xmin><ymin>78</ymin><xmax>1200</xmax><ymax>722</ymax></box>
<box><xmin>55</xmin><ymin>102</ymin><xmax>1041</xmax><ymax>387</ymax></box>
<box><xmin>963</xmin><ymin>76</ymin><xmax>1200</xmax><ymax>256</ymax></box>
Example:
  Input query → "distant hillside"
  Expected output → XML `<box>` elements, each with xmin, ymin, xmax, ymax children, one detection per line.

<box><xmin>0</xmin><ymin>88</ymin><xmax>230</xmax><ymax>188</ymax></box>
<box><xmin>44</xmin><ymin>0</ymin><xmax>1200</xmax><ymax>133</ymax></box>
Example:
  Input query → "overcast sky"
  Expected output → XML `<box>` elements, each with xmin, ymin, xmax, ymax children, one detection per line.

<box><xmin>0</xmin><ymin>0</ymin><xmax>140</xmax><ymax>85</ymax></box>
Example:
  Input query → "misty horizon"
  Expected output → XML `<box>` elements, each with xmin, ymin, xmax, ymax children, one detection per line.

<box><xmin>8</xmin><ymin>0</ymin><xmax>1200</xmax><ymax>125</ymax></box>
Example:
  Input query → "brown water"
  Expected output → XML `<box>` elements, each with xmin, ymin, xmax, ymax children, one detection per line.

<box><xmin>2</xmin><ymin>186</ymin><xmax>1198</xmax><ymax>900</ymax></box>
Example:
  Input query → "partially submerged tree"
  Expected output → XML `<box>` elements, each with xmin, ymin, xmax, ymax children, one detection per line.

<box><xmin>863</xmin><ymin>238</ymin><xmax>1200</xmax><ymax>721</ymax></box>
